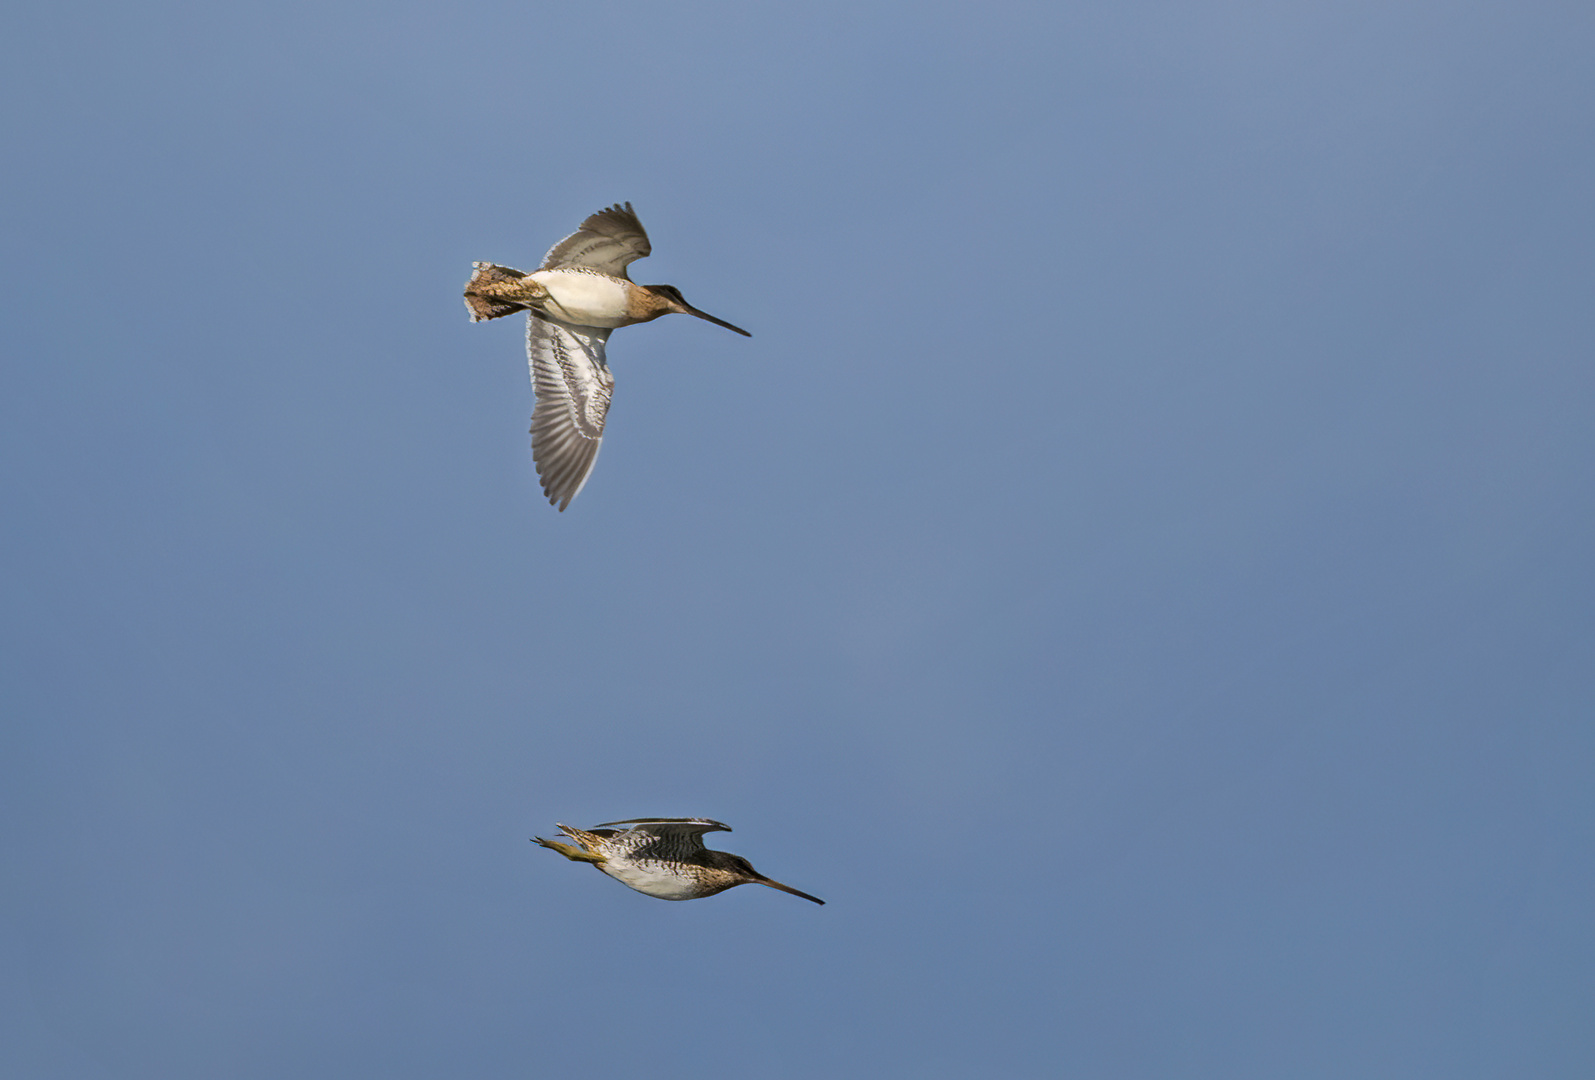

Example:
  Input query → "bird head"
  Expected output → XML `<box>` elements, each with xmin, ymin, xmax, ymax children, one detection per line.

<box><xmin>643</xmin><ymin>285</ymin><xmax>752</xmax><ymax>337</ymax></box>
<box><xmin>718</xmin><ymin>853</ymin><xmax>825</xmax><ymax>905</ymax></box>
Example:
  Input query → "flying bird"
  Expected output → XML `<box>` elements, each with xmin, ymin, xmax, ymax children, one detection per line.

<box><xmin>532</xmin><ymin>818</ymin><xmax>824</xmax><ymax>904</ymax></box>
<box><xmin>464</xmin><ymin>203</ymin><xmax>751</xmax><ymax>510</ymax></box>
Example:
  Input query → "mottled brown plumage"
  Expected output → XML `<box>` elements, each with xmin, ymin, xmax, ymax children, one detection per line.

<box><xmin>532</xmin><ymin>818</ymin><xmax>823</xmax><ymax>904</ymax></box>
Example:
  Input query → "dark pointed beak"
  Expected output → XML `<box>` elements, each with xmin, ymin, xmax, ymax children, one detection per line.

<box><xmin>756</xmin><ymin>876</ymin><xmax>825</xmax><ymax>905</ymax></box>
<box><xmin>681</xmin><ymin>302</ymin><xmax>752</xmax><ymax>337</ymax></box>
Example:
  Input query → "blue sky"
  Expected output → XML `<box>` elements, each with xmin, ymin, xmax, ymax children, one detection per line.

<box><xmin>4</xmin><ymin>1</ymin><xmax>1593</xmax><ymax>1076</ymax></box>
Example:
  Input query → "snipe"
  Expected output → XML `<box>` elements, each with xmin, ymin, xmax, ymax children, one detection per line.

<box><xmin>464</xmin><ymin>203</ymin><xmax>750</xmax><ymax>510</ymax></box>
<box><xmin>532</xmin><ymin>818</ymin><xmax>823</xmax><ymax>904</ymax></box>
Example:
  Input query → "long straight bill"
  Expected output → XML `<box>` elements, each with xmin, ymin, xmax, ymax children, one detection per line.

<box><xmin>682</xmin><ymin>303</ymin><xmax>752</xmax><ymax>337</ymax></box>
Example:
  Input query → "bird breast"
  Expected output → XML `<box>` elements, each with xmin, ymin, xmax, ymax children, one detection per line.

<box><xmin>527</xmin><ymin>269</ymin><xmax>638</xmax><ymax>329</ymax></box>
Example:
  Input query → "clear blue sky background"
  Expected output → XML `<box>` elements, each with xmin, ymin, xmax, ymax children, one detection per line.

<box><xmin>4</xmin><ymin>2</ymin><xmax>1593</xmax><ymax>1077</ymax></box>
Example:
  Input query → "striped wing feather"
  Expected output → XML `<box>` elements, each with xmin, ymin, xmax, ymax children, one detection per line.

<box><xmin>595</xmin><ymin>818</ymin><xmax>734</xmax><ymax>840</ymax></box>
<box><xmin>526</xmin><ymin>313</ymin><xmax>614</xmax><ymax>511</ymax></box>
<box><xmin>539</xmin><ymin>203</ymin><xmax>652</xmax><ymax>277</ymax></box>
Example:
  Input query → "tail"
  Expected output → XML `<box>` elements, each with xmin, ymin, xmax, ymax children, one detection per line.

<box><xmin>532</xmin><ymin>823</ymin><xmax>609</xmax><ymax>864</ymax></box>
<box><xmin>464</xmin><ymin>261</ymin><xmax>532</xmax><ymax>322</ymax></box>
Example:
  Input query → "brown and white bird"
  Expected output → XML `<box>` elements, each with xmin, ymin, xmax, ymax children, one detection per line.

<box><xmin>532</xmin><ymin>818</ymin><xmax>824</xmax><ymax>904</ymax></box>
<box><xmin>464</xmin><ymin>203</ymin><xmax>751</xmax><ymax>510</ymax></box>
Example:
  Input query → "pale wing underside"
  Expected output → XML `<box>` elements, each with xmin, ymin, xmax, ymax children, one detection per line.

<box><xmin>526</xmin><ymin>313</ymin><xmax>615</xmax><ymax>511</ymax></box>
<box><xmin>539</xmin><ymin>203</ymin><xmax>652</xmax><ymax>277</ymax></box>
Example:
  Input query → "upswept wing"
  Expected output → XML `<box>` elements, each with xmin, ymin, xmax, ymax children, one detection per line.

<box><xmin>526</xmin><ymin>313</ymin><xmax>614</xmax><ymax>511</ymax></box>
<box><xmin>539</xmin><ymin>202</ymin><xmax>652</xmax><ymax>278</ymax></box>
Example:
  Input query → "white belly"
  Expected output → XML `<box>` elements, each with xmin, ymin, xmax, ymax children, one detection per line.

<box><xmin>529</xmin><ymin>269</ymin><xmax>634</xmax><ymax>328</ymax></box>
<box><xmin>599</xmin><ymin>862</ymin><xmax>697</xmax><ymax>900</ymax></box>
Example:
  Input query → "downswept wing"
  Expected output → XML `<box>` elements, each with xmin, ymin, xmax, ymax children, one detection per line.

<box><xmin>526</xmin><ymin>313</ymin><xmax>614</xmax><ymax>511</ymax></box>
<box><xmin>539</xmin><ymin>202</ymin><xmax>652</xmax><ymax>278</ymax></box>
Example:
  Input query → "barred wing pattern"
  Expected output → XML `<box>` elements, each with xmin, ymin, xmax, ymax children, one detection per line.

<box><xmin>538</xmin><ymin>202</ymin><xmax>652</xmax><ymax>277</ymax></box>
<box><xmin>595</xmin><ymin>819</ymin><xmax>734</xmax><ymax>841</ymax></box>
<box><xmin>526</xmin><ymin>313</ymin><xmax>615</xmax><ymax>511</ymax></box>
<box><xmin>593</xmin><ymin>819</ymin><xmax>734</xmax><ymax>860</ymax></box>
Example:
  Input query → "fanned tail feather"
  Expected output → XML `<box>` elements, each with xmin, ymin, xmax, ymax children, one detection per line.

<box><xmin>463</xmin><ymin>262</ymin><xmax>532</xmax><ymax>322</ymax></box>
